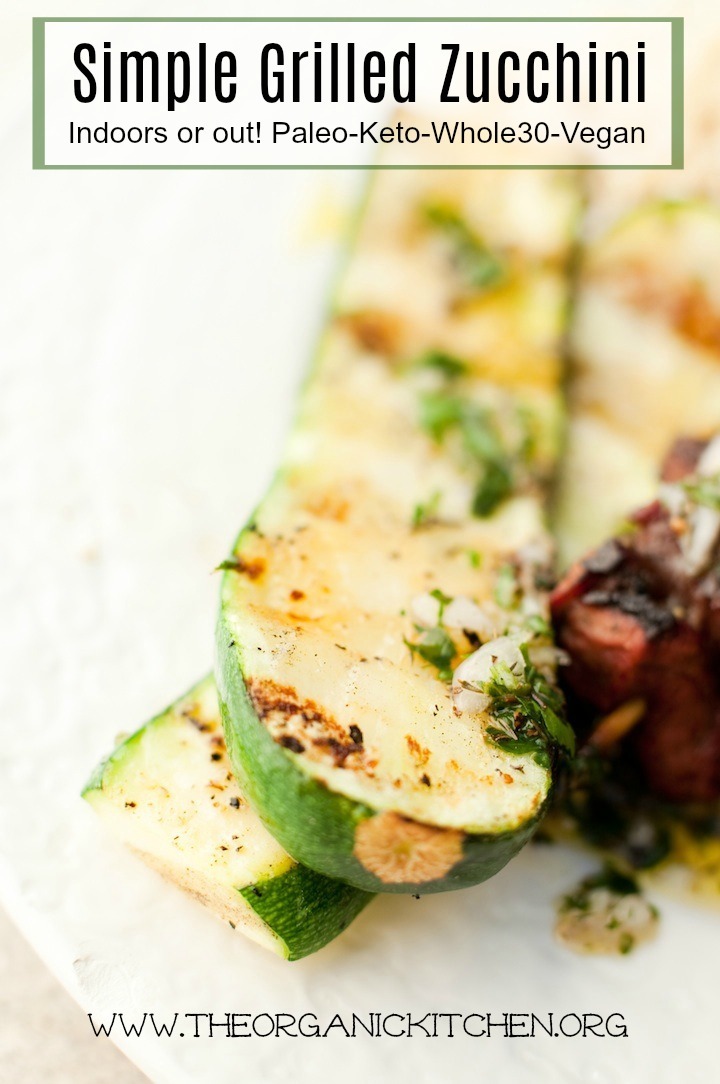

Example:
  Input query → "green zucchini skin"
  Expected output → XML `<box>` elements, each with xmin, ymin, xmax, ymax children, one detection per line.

<box><xmin>217</xmin><ymin>621</ymin><xmax>549</xmax><ymax>895</ymax></box>
<box><xmin>83</xmin><ymin>676</ymin><xmax>372</xmax><ymax>960</ymax></box>
<box><xmin>238</xmin><ymin>865</ymin><xmax>370</xmax><ymax>959</ymax></box>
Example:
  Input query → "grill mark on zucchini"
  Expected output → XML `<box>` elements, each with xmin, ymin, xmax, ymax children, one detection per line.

<box><xmin>248</xmin><ymin>677</ymin><xmax>367</xmax><ymax>770</ymax></box>
<box><xmin>337</xmin><ymin>310</ymin><xmax>403</xmax><ymax>357</ymax></box>
<box><xmin>592</xmin><ymin>267</ymin><xmax>720</xmax><ymax>356</ymax></box>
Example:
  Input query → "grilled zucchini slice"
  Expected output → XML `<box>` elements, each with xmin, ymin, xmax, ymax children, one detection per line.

<box><xmin>83</xmin><ymin>676</ymin><xmax>372</xmax><ymax>960</ymax></box>
<box><xmin>217</xmin><ymin>171</ymin><xmax>580</xmax><ymax>894</ymax></box>
<box><xmin>555</xmin><ymin>199</ymin><xmax>720</xmax><ymax>566</ymax></box>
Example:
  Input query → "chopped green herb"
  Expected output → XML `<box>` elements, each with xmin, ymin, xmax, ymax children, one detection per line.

<box><xmin>460</xmin><ymin>407</ymin><xmax>506</xmax><ymax>464</ymax></box>
<box><xmin>424</xmin><ymin>203</ymin><xmax>504</xmax><ymax>291</ymax></box>
<box><xmin>467</xmin><ymin>549</ymin><xmax>482</xmax><ymax>569</ymax></box>
<box><xmin>472</xmin><ymin>460</ymin><xmax>513</xmax><ymax>517</ymax></box>
<box><xmin>525</xmin><ymin>614</ymin><xmax>552</xmax><ymax>638</ymax></box>
<box><xmin>493</xmin><ymin>564</ymin><xmax>518</xmax><ymax>610</ymax></box>
<box><xmin>412</xmin><ymin>491</ymin><xmax>441</xmax><ymax>529</ymax></box>
<box><xmin>216</xmin><ymin>558</ymin><xmax>242</xmax><ymax>572</ymax></box>
<box><xmin>418</xmin><ymin>391</ymin><xmax>514</xmax><ymax>519</ymax></box>
<box><xmin>414</xmin><ymin>349</ymin><xmax>468</xmax><ymax>380</ymax></box>
<box><xmin>563</xmin><ymin>753</ymin><xmax>673</xmax><ymax>871</ymax></box>
<box><xmin>429</xmin><ymin>587</ymin><xmax>453</xmax><ymax>622</ymax></box>
<box><xmin>404</xmin><ymin>626</ymin><xmax>456</xmax><ymax>683</ymax></box>
<box><xmin>561</xmin><ymin>864</ymin><xmax>641</xmax><ymax>914</ymax></box>
<box><xmin>555</xmin><ymin>863</ymin><xmax>659</xmax><ymax>956</ymax></box>
<box><xmin>682</xmin><ymin>472</ymin><xmax>720</xmax><ymax>511</ymax></box>
<box><xmin>619</xmin><ymin>932</ymin><xmax>635</xmax><ymax>955</ymax></box>
<box><xmin>419</xmin><ymin>391</ymin><xmax>465</xmax><ymax>443</ymax></box>
<box><xmin>480</xmin><ymin>646</ymin><xmax>575</xmax><ymax>761</ymax></box>
<box><xmin>516</xmin><ymin>404</ymin><xmax>539</xmax><ymax>464</ymax></box>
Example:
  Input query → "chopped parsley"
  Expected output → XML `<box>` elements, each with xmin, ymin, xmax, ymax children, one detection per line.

<box><xmin>525</xmin><ymin>613</ymin><xmax>552</xmax><ymax>638</ymax></box>
<box><xmin>414</xmin><ymin>349</ymin><xmax>468</xmax><ymax>380</ymax></box>
<box><xmin>561</xmin><ymin>864</ymin><xmax>641</xmax><ymax>913</ymax></box>
<box><xmin>467</xmin><ymin>548</ymin><xmax>482</xmax><ymax>569</ymax></box>
<box><xmin>429</xmin><ymin>587</ymin><xmax>453</xmax><ymax>619</ymax></box>
<box><xmin>559</xmin><ymin>865</ymin><xmax>655</xmax><ymax>954</ymax></box>
<box><xmin>473</xmin><ymin>459</ymin><xmax>513</xmax><ymax>517</ymax></box>
<box><xmin>404</xmin><ymin>588</ymin><xmax>456</xmax><ymax>680</ymax></box>
<box><xmin>404</xmin><ymin>626</ymin><xmax>456</xmax><ymax>683</ymax></box>
<box><xmin>556</xmin><ymin>863</ymin><xmax>659</xmax><ymax>956</ymax></box>
<box><xmin>418</xmin><ymin>391</ymin><xmax>514</xmax><ymax>518</ymax></box>
<box><xmin>412</xmin><ymin>491</ymin><xmax>441</xmax><ymax>529</ymax></box>
<box><xmin>478</xmin><ymin>647</ymin><xmax>575</xmax><ymax>763</ymax></box>
<box><xmin>619</xmin><ymin>932</ymin><xmax>635</xmax><ymax>955</ymax></box>
<box><xmin>682</xmin><ymin>472</ymin><xmax>720</xmax><ymax>511</ymax></box>
<box><xmin>424</xmin><ymin>203</ymin><xmax>504</xmax><ymax>291</ymax></box>
<box><xmin>458</xmin><ymin>403</ymin><xmax>507</xmax><ymax>464</ymax></box>
<box><xmin>516</xmin><ymin>404</ymin><xmax>539</xmax><ymax>464</ymax></box>
<box><xmin>493</xmin><ymin>564</ymin><xmax>519</xmax><ymax>609</ymax></box>
<box><xmin>563</xmin><ymin>751</ymin><xmax>673</xmax><ymax>871</ymax></box>
<box><xmin>419</xmin><ymin>391</ymin><xmax>465</xmax><ymax>442</ymax></box>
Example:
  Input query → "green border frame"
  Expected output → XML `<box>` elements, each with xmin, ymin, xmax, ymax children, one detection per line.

<box><xmin>32</xmin><ymin>17</ymin><xmax>684</xmax><ymax>171</ymax></box>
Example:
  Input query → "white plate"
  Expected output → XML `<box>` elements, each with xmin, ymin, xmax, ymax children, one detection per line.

<box><xmin>1</xmin><ymin>3</ymin><xmax>717</xmax><ymax>1082</ymax></box>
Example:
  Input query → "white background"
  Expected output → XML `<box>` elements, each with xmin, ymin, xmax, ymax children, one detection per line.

<box><xmin>41</xmin><ymin>18</ymin><xmax>674</xmax><ymax>167</ymax></box>
<box><xmin>2</xmin><ymin>0</ymin><xmax>720</xmax><ymax>1082</ymax></box>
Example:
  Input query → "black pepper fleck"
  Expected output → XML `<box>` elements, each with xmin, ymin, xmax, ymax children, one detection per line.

<box><xmin>279</xmin><ymin>735</ymin><xmax>305</xmax><ymax>754</ymax></box>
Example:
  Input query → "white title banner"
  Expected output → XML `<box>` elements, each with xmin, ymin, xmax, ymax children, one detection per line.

<box><xmin>34</xmin><ymin>18</ymin><xmax>682</xmax><ymax>169</ymax></box>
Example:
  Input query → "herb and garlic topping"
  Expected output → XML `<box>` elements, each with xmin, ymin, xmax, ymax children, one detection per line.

<box><xmin>555</xmin><ymin>865</ymin><xmax>659</xmax><ymax>957</ymax></box>
<box><xmin>404</xmin><ymin>545</ymin><xmax>574</xmax><ymax>771</ymax></box>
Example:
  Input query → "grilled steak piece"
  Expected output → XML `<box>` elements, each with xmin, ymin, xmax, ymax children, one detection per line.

<box><xmin>552</xmin><ymin>437</ymin><xmax>720</xmax><ymax>803</ymax></box>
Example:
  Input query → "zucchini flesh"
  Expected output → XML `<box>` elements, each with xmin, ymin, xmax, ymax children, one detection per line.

<box><xmin>555</xmin><ymin>199</ymin><xmax>720</xmax><ymax>566</ymax></box>
<box><xmin>83</xmin><ymin>676</ymin><xmax>372</xmax><ymax>960</ymax></box>
<box><xmin>217</xmin><ymin>171</ymin><xmax>581</xmax><ymax>894</ymax></box>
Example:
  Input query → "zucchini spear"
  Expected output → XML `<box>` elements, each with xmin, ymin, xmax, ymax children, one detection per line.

<box><xmin>83</xmin><ymin>677</ymin><xmax>372</xmax><ymax>960</ymax></box>
<box><xmin>555</xmin><ymin>199</ymin><xmax>720</xmax><ymax>566</ymax></box>
<box><xmin>217</xmin><ymin>170</ymin><xmax>581</xmax><ymax>894</ymax></box>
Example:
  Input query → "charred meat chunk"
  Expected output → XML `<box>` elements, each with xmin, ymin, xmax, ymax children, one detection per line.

<box><xmin>551</xmin><ymin>437</ymin><xmax>720</xmax><ymax>803</ymax></box>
